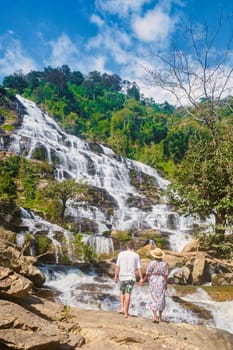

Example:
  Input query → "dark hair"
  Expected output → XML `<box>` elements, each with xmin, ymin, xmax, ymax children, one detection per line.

<box><xmin>126</xmin><ymin>240</ymin><xmax>134</xmax><ymax>250</ymax></box>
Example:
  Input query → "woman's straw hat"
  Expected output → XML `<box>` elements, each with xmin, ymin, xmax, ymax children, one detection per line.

<box><xmin>150</xmin><ymin>247</ymin><xmax>165</xmax><ymax>259</ymax></box>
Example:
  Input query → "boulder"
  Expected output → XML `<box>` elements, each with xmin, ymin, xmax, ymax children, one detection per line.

<box><xmin>0</xmin><ymin>299</ymin><xmax>66</xmax><ymax>350</ymax></box>
<box><xmin>168</xmin><ymin>266</ymin><xmax>192</xmax><ymax>284</ymax></box>
<box><xmin>0</xmin><ymin>267</ymin><xmax>33</xmax><ymax>298</ymax></box>
<box><xmin>137</xmin><ymin>243</ymin><xmax>153</xmax><ymax>258</ymax></box>
<box><xmin>0</xmin><ymin>240</ymin><xmax>45</xmax><ymax>287</ymax></box>
<box><xmin>163</xmin><ymin>250</ymin><xmax>189</xmax><ymax>270</ymax></box>
<box><xmin>192</xmin><ymin>252</ymin><xmax>207</xmax><ymax>284</ymax></box>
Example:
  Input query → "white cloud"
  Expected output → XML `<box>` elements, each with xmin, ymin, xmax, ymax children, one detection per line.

<box><xmin>45</xmin><ymin>33</ymin><xmax>80</xmax><ymax>67</ymax></box>
<box><xmin>0</xmin><ymin>34</ymin><xmax>37</xmax><ymax>76</ymax></box>
<box><xmin>96</xmin><ymin>0</ymin><xmax>150</xmax><ymax>17</ymax></box>
<box><xmin>87</xmin><ymin>25</ymin><xmax>131</xmax><ymax>65</ymax></box>
<box><xmin>90</xmin><ymin>14</ymin><xmax>104</xmax><ymax>27</ymax></box>
<box><xmin>84</xmin><ymin>55</ymin><xmax>108</xmax><ymax>73</ymax></box>
<box><xmin>132</xmin><ymin>5</ymin><xmax>177</xmax><ymax>43</ymax></box>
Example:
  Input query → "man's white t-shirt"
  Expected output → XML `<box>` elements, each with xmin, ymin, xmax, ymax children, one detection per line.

<box><xmin>116</xmin><ymin>250</ymin><xmax>142</xmax><ymax>281</ymax></box>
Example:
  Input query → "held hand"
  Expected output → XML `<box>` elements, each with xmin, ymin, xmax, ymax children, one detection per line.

<box><xmin>114</xmin><ymin>277</ymin><xmax>118</xmax><ymax>283</ymax></box>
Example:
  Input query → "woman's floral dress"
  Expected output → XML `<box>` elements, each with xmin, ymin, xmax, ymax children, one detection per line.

<box><xmin>146</xmin><ymin>260</ymin><xmax>168</xmax><ymax>311</ymax></box>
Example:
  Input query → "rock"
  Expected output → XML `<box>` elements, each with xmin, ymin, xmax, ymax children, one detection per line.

<box><xmin>19</xmin><ymin>259</ymin><xmax>46</xmax><ymax>287</ymax></box>
<box><xmin>95</xmin><ymin>261</ymin><xmax>115</xmax><ymax>277</ymax></box>
<box><xmin>0</xmin><ymin>267</ymin><xmax>33</xmax><ymax>298</ymax></box>
<box><xmin>0</xmin><ymin>239</ymin><xmax>45</xmax><ymax>287</ymax></box>
<box><xmin>168</xmin><ymin>266</ymin><xmax>192</xmax><ymax>284</ymax></box>
<box><xmin>1</xmin><ymin>292</ymin><xmax>233</xmax><ymax>350</ymax></box>
<box><xmin>67</xmin><ymin>334</ymin><xmax>85</xmax><ymax>348</ymax></box>
<box><xmin>137</xmin><ymin>243</ymin><xmax>153</xmax><ymax>258</ymax></box>
<box><xmin>181</xmin><ymin>240</ymin><xmax>200</xmax><ymax>253</ymax></box>
<box><xmin>211</xmin><ymin>273</ymin><xmax>233</xmax><ymax>286</ymax></box>
<box><xmin>0</xmin><ymin>299</ymin><xmax>65</xmax><ymax>349</ymax></box>
<box><xmin>163</xmin><ymin>250</ymin><xmax>189</xmax><ymax>270</ymax></box>
<box><xmin>71</xmin><ymin>308</ymin><xmax>233</xmax><ymax>350</ymax></box>
<box><xmin>192</xmin><ymin>252</ymin><xmax>207</xmax><ymax>284</ymax></box>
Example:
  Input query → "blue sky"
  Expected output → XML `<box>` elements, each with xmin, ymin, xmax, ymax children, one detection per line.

<box><xmin>0</xmin><ymin>0</ymin><xmax>232</xmax><ymax>103</ymax></box>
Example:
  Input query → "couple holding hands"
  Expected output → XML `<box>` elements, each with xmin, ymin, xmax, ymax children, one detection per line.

<box><xmin>114</xmin><ymin>240</ymin><xmax>168</xmax><ymax>323</ymax></box>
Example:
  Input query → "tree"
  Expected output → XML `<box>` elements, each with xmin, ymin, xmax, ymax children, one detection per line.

<box><xmin>3</xmin><ymin>71</ymin><xmax>28</xmax><ymax>93</ymax></box>
<box><xmin>45</xmin><ymin>179</ymin><xmax>88</xmax><ymax>225</ymax></box>
<box><xmin>171</xmin><ymin>125</ymin><xmax>233</xmax><ymax>234</ymax></box>
<box><xmin>18</xmin><ymin>158</ymin><xmax>37</xmax><ymax>201</ymax></box>
<box><xmin>145</xmin><ymin>17</ymin><xmax>233</xmax><ymax>234</ymax></box>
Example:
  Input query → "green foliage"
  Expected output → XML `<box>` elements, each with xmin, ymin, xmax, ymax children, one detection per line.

<box><xmin>195</xmin><ymin>232</ymin><xmax>233</xmax><ymax>259</ymax></box>
<box><xmin>0</xmin><ymin>155</ymin><xmax>20</xmax><ymax>198</ymax></box>
<box><xmin>31</xmin><ymin>145</ymin><xmax>48</xmax><ymax>162</ymax></box>
<box><xmin>2</xmin><ymin>124</ymin><xmax>14</xmax><ymax>132</ymax></box>
<box><xmin>44</xmin><ymin>179</ymin><xmax>88</xmax><ymax>225</ymax></box>
<box><xmin>18</xmin><ymin>158</ymin><xmax>37</xmax><ymax>201</ymax></box>
<box><xmin>113</xmin><ymin>230</ymin><xmax>131</xmax><ymax>242</ymax></box>
<box><xmin>212</xmin><ymin>242</ymin><xmax>233</xmax><ymax>260</ymax></box>
<box><xmin>72</xmin><ymin>233</ymin><xmax>96</xmax><ymax>262</ymax></box>
<box><xmin>171</xmin><ymin>124</ymin><xmax>233</xmax><ymax>232</ymax></box>
<box><xmin>3</xmin><ymin>71</ymin><xmax>27</xmax><ymax>93</ymax></box>
<box><xmin>35</xmin><ymin>235</ymin><xmax>53</xmax><ymax>255</ymax></box>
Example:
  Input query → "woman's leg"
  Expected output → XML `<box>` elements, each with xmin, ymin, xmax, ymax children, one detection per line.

<box><xmin>158</xmin><ymin>310</ymin><xmax>162</xmax><ymax>321</ymax></box>
<box><xmin>152</xmin><ymin>309</ymin><xmax>157</xmax><ymax>322</ymax></box>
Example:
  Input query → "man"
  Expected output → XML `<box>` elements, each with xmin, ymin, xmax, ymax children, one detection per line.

<box><xmin>114</xmin><ymin>240</ymin><xmax>143</xmax><ymax>318</ymax></box>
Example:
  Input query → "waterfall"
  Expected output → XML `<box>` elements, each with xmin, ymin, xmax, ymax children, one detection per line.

<box><xmin>87</xmin><ymin>235</ymin><xmax>114</xmax><ymax>255</ymax></box>
<box><xmin>8</xmin><ymin>95</ymin><xmax>209</xmax><ymax>252</ymax></box>
<box><xmin>18</xmin><ymin>208</ymin><xmax>73</xmax><ymax>262</ymax></box>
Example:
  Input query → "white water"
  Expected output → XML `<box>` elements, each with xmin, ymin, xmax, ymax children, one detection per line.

<box><xmin>40</xmin><ymin>265</ymin><xmax>233</xmax><ymax>335</ymax></box>
<box><xmin>181</xmin><ymin>288</ymin><xmax>233</xmax><ymax>334</ymax></box>
<box><xmin>9</xmin><ymin>95</ymin><xmax>209</xmax><ymax>252</ymax></box>
<box><xmin>18</xmin><ymin>208</ymin><xmax>73</xmax><ymax>262</ymax></box>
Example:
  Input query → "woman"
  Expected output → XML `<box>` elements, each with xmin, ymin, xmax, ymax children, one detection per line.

<box><xmin>140</xmin><ymin>248</ymin><xmax>168</xmax><ymax>323</ymax></box>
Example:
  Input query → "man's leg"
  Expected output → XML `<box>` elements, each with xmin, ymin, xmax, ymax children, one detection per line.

<box><xmin>119</xmin><ymin>292</ymin><xmax>125</xmax><ymax>313</ymax></box>
<box><xmin>124</xmin><ymin>293</ymin><xmax>131</xmax><ymax>317</ymax></box>
<box><xmin>124</xmin><ymin>281</ymin><xmax>134</xmax><ymax>317</ymax></box>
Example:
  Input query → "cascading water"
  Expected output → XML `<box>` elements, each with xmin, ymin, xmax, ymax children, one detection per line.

<box><xmin>9</xmin><ymin>95</ymin><xmax>207</xmax><ymax>252</ymax></box>
<box><xmin>18</xmin><ymin>208</ymin><xmax>74</xmax><ymax>262</ymax></box>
